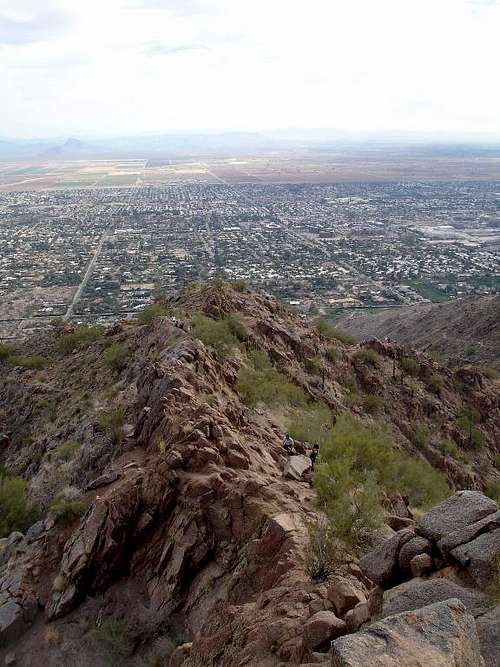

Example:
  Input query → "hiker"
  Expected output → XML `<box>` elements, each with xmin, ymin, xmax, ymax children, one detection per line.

<box><xmin>282</xmin><ymin>434</ymin><xmax>294</xmax><ymax>454</ymax></box>
<box><xmin>309</xmin><ymin>443</ymin><xmax>320</xmax><ymax>470</ymax></box>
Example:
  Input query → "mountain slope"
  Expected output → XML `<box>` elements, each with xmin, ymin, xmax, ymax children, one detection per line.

<box><xmin>335</xmin><ymin>296</ymin><xmax>500</xmax><ymax>371</ymax></box>
<box><xmin>0</xmin><ymin>282</ymin><xmax>499</xmax><ymax>666</ymax></box>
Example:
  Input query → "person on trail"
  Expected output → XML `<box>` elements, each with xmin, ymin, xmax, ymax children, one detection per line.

<box><xmin>309</xmin><ymin>443</ymin><xmax>320</xmax><ymax>470</ymax></box>
<box><xmin>282</xmin><ymin>434</ymin><xmax>294</xmax><ymax>454</ymax></box>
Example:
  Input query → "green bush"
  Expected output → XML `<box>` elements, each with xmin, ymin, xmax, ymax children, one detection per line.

<box><xmin>50</xmin><ymin>441</ymin><xmax>81</xmax><ymax>463</ymax></box>
<box><xmin>9</xmin><ymin>355</ymin><xmax>48</xmax><ymax>369</ymax></box>
<box><xmin>483</xmin><ymin>367</ymin><xmax>500</xmax><ymax>380</ymax></box>
<box><xmin>99</xmin><ymin>405</ymin><xmax>125</xmax><ymax>444</ymax></box>
<box><xmin>191</xmin><ymin>314</ymin><xmax>244</xmax><ymax>355</ymax></box>
<box><xmin>485</xmin><ymin>479</ymin><xmax>500</xmax><ymax>504</ymax></box>
<box><xmin>326</xmin><ymin>347</ymin><xmax>338</xmax><ymax>363</ymax></box>
<box><xmin>354</xmin><ymin>349</ymin><xmax>381</xmax><ymax>366</ymax></box>
<box><xmin>50</xmin><ymin>489</ymin><xmax>85</xmax><ymax>525</ymax></box>
<box><xmin>304</xmin><ymin>356</ymin><xmax>322</xmax><ymax>376</ymax></box>
<box><xmin>314</xmin><ymin>414</ymin><xmax>449</xmax><ymax>546</ymax></box>
<box><xmin>237</xmin><ymin>352</ymin><xmax>307</xmax><ymax>408</ymax></box>
<box><xmin>305</xmin><ymin>516</ymin><xmax>350</xmax><ymax>581</ymax></box>
<box><xmin>400</xmin><ymin>357</ymin><xmax>420</xmax><ymax>376</ymax></box>
<box><xmin>427</xmin><ymin>374</ymin><xmax>444</xmax><ymax>395</ymax></box>
<box><xmin>91</xmin><ymin>617</ymin><xmax>134</xmax><ymax>666</ymax></box>
<box><xmin>457</xmin><ymin>408</ymin><xmax>483</xmax><ymax>450</ymax></box>
<box><xmin>0</xmin><ymin>343</ymin><xmax>16</xmax><ymax>360</ymax></box>
<box><xmin>314</xmin><ymin>319</ymin><xmax>355</xmax><ymax>345</ymax></box>
<box><xmin>136</xmin><ymin>303</ymin><xmax>168</xmax><ymax>325</ymax></box>
<box><xmin>231</xmin><ymin>278</ymin><xmax>249</xmax><ymax>291</ymax></box>
<box><xmin>288</xmin><ymin>402</ymin><xmax>332</xmax><ymax>445</ymax></box>
<box><xmin>414</xmin><ymin>423</ymin><xmax>431</xmax><ymax>449</ymax></box>
<box><xmin>0</xmin><ymin>474</ymin><xmax>37</xmax><ymax>537</ymax></box>
<box><xmin>103</xmin><ymin>343</ymin><xmax>129</xmax><ymax>371</ymax></box>
<box><xmin>58</xmin><ymin>325</ymin><xmax>103</xmax><ymax>353</ymax></box>
<box><xmin>363</xmin><ymin>394</ymin><xmax>384</xmax><ymax>414</ymax></box>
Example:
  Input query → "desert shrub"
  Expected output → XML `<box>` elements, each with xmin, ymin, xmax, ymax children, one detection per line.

<box><xmin>304</xmin><ymin>356</ymin><xmax>322</xmax><ymax>376</ymax></box>
<box><xmin>495</xmin><ymin>455</ymin><xmax>500</xmax><ymax>470</ymax></box>
<box><xmin>288</xmin><ymin>402</ymin><xmax>332</xmax><ymax>446</ymax></box>
<box><xmin>305</xmin><ymin>516</ymin><xmax>351</xmax><ymax>581</ymax></box>
<box><xmin>485</xmin><ymin>479</ymin><xmax>500</xmax><ymax>504</ymax></box>
<box><xmin>0</xmin><ymin>343</ymin><xmax>16</xmax><ymax>360</ymax></box>
<box><xmin>225</xmin><ymin>314</ymin><xmax>250</xmax><ymax>342</ymax></box>
<box><xmin>90</xmin><ymin>617</ymin><xmax>134</xmax><ymax>666</ymax></box>
<box><xmin>414</xmin><ymin>423</ymin><xmax>431</xmax><ymax>449</ymax></box>
<box><xmin>99</xmin><ymin>405</ymin><xmax>125</xmax><ymax>444</ymax></box>
<box><xmin>231</xmin><ymin>278</ymin><xmax>249</xmax><ymax>291</ymax></box>
<box><xmin>427</xmin><ymin>374</ymin><xmax>444</xmax><ymax>395</ymax></box>
<box><xmin>457</xmin><ymin>408</ymin><xmax>483</xmax><ymax>450</ymax></box>
<box><xmin>50</xmin><ymin>487</ymin><xmax>85</xmax><ymax>525</ymax></box>
<box><xmin>104</xmin><ymin>343</ymin><xmax>129</xmax><ymax>371</ymax></box>
<box><xmin>58</xmin><ymin>325</ymin><xmax>103</xmax><ymax>353</ymax></box>
<box><xmin>314</xmin><ymin>414</ymin><xmax>449</xmax><ymax>547</ymax></box>
<box><xmin>440</xmin><ymin>438</ymin><xmax>462</xmax><ymax>459</ymax></box>
<box><xmin>354</xmin><ymin>349</ymin><xmax>381</xmax><ymax>366</ymax></box>
<box><xmin>483</xmin><ymin>367</ymin><xmax>500</xmax><ymax>380</ymax></box>
<box><xmin>0</xmin><ymin>474</ymin><xmax>37</xmax><ymax>537</ymax></box>
<box><xmin>191</xmin><ymin>314</ymin><xmax>242</xmax><ymax>355</ymax></box>
<box><xmin>237</xmin><ymin>352</ymin><xmax>307</xmax><ymax>408</ymax></box>
<box><xmin>363</xmin><ymin>394</ymin><xmax>384</xmax><ymax>414</ymax></box>
<box><xmin>314</xmin><ymin>318</ymin><xmax>355</xmax><ymax>345</ymax></box>
<box><xmin>136</xmin><ymin>303</ymin><xmax>168</xmax><ymax>325</ymax></box>
<box><xmin>9</xmin><ymin>355</ymin><xmax>48</xmax><ymax>369</ymax></box>
<box><xmin>326</xmin><ymin>347</ymin><xmax>338</xmax><ymax>363</ymax></box>
<box><xmin>50</xmin><ymin>441</ymin><xmax>81</xmax><ymax>463</ymax></box>
<box><xmin>400</xmin><ymin>357</ymin><xmax>420</xmax><ymax>376</ymax></box>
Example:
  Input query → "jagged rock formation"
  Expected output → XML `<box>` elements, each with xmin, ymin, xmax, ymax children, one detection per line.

<box><xmin>336</xmin><ymin>295</ymin><xmax>500</xmax><ymax>371</ymax></box>
<box><xmin>0</xmin><ymin>283</ymin><xmax>499</xmax><ymax>666</ymax></box>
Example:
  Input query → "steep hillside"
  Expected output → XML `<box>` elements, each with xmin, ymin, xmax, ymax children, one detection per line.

<box><xmin>0</xmin><ymin>282</ymin><xmax>499</xmax><ymax>666</ymax></box>
<box><xmin>335</xmin><ymin>296</ymin><xmax>500</xmax><ymax>372</ymax></box>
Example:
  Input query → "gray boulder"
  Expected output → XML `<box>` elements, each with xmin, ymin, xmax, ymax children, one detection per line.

<box><xmin>331</xmin><ymin>598</ymin><xmax>484</xmax><ymax>667</ymax></box>
<box><xmin>475</xmin><ymin>604</ymin><xmax>500</xmax><ymax>667</ymax></box>
<box><xmin>418</xmin><ymin>491</ymin><xmax>497</xmax><ymax>542</ymax></box>
<box><xmin>380</xmin><ymin>577</ymin><xmax>490</xmax><ymax>619</ymax></box>
<box><xmin>450</xmin><ymin>527</ymin><xmax>500</xmax><ymax>590</ymax></box>
<box><xmin>398</xmin><ymin>535</ymin><xmax>433</xmax><ymax>571</ymax></box>
<box><xmin>438</xmin><ymin>510</ymin><xmax>500</xmax><ymax>559</ymax></box>
<box><xmin>410</xmin><ymin>553</ymin><xmax>434</xmax><ymax>578</ymax></box>
<box><xmin>360</xmin><ymin>528</ymin><xmax>415</xmax><ymax>587</ymax></box>
<box><xmin>0</xmin><ymin>600</ymin><xmax>25</xmax><ymax>647</ymax></box>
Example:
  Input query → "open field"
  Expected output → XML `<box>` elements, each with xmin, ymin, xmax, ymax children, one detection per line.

<box><xmin>1</xmin><ymin>154</ymin><xmax>500</xmax><ymax>191</ymax></box>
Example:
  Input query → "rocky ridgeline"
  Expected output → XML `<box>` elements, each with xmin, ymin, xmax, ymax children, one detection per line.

<box><xmin>0</xmin><ymin>283</ymin><xmax>499</xmax><ymax>666</ymax></box>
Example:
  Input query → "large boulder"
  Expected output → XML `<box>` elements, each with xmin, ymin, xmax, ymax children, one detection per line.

<box><xmin>418</xmin><ymin>491</ymin><xmax>497</xmax><ymax>542</ymax></box>
<box><xmin>331</xmin><ymin>598</ymin><xmax>484</xmax><ymax>667</ymax></box>
<box><xmin>437</xmin><ymin>510</ymin><xmax>500</xmax><ymax>559</ymax></box>
<box><xmin>326</xmin><ymin>577</ymin><xmax>366</xmax><ymax>617</ymax></box>
<box><xmin>475</xmin><ymin>604</ymin><xmax>500</xmax><ymax>667</ymax></box>
<box><xmin>360</xmin><ymin>528</ymin><xmax>415</xmax><ymax>587</ymax></box>
<box><xmin>284</xmin><ymin>455</ymin><xmax>312</xmax><ymax>481</ymax></box>
<box><xmin>398</xmin><ymin>535</ymin><xmax>433</xmax><ymax>572</ymax></box>
<box><xmin>302</xmin><ymin>610</ymin><xmax>346</xmax><ymax>650</ymax></box>
<box><xmin>450</xmin><ymin>528</ymin><xmax>500</xmax><ymax>590</ymax></box>
<box><xmin>380</xmin><ymin>577</ymin><xmax>490</xmax><ymax>619</ymax></box>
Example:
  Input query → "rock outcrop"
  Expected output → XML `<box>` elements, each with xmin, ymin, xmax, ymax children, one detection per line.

<box><xmin>331</xmin><ymin>599</ymin><xmax>484</xmax><ymax>667</ymax></box>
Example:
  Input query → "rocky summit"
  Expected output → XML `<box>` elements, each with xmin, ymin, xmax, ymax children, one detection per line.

<box><xmin>0</xmin><ymin>281</ymin><xmax>499</xmax><ymax>666</ymax></box>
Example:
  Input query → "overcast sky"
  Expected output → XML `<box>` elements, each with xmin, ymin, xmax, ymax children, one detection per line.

<box><xmin>1</xmin><ymin>0</ymin><xmax>499</xmax><ymax>139</ymax></box>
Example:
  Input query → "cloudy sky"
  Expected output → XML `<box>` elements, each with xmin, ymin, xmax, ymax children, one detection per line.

<box><xmin>1</xmin><ymin>0</ymin><xmax>499</xmax><ymax>139</ymax></box>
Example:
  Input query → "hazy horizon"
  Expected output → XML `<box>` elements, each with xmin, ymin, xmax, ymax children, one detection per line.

<box><xmin>1</xmin><ymin>0</ymin><xmax>500</xmax><ymax>140</ymax></box>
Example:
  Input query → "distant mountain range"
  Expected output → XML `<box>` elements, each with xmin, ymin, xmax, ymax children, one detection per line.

<box><xmin>1</xmin><ymin>132</ymin><xmax>500</xmax><ymax>161</ymax></box>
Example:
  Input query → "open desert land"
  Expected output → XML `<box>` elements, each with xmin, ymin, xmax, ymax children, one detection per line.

<box><xmin>0</xmin><ymin>160</ymin><xmax>147</xmax><ymax>191</ymax></box>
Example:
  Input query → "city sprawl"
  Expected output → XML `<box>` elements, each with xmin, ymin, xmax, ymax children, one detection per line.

<box><xmin>0</xmin><ymin>173</ymin><xmax>499</xmax><ymax>339</ymax></box>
